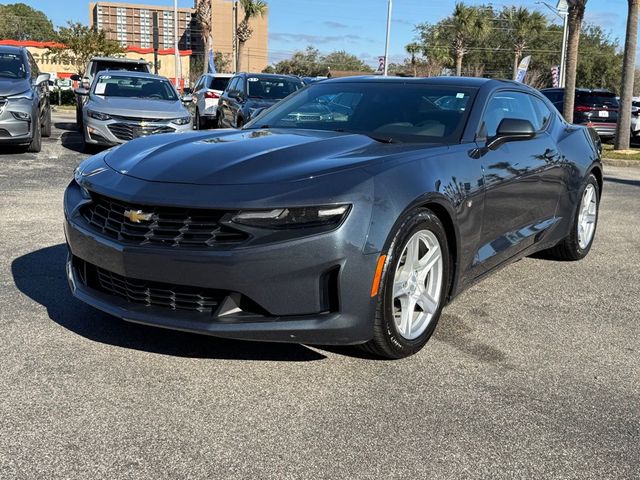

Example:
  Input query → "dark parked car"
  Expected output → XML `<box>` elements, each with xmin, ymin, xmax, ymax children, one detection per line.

<box><xmin>65</xmin><ymin>77</ymin><xmax>602</xmax><ymax>359</ymax></box>
<box><xmin>217</xmin><ymin>73</ymin><xmax>304</xmax><ymax>128</ymax></box>
<box><xmin>0</xmin><ymin>45</ymin><xmax>51</xmax><ymax>152</ymax></box>
<box><xmin>540</xmin><ymin>88</ymin><xmax>619</xmax><ymax>138</ymax></box>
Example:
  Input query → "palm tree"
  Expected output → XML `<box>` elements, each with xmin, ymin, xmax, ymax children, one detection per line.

<box><xmin>405</xmin><ymin>42</ymin><xmax>421</xmax><ymax>77</ymax></box>
<box><xmin>196</xmin><ymin>0</ymin><xmax>212</xmax><ymax>75</ymax></box>
<box><xmin>501</xmin><ymin>7</ymin><xmax>546</xmax><ymax>80</ymax></box>
<box><xmin>447</xmin><ymin>3</ymin><xmax>490</xmax><ymax>76</ymax></box>
<box><xmin>614</xmin><ymin>0</ymin><xmax>638</xmax><ymax>151</ymax></box>
<box><xmin>563</xmin><ymin>0</ymin><xmax>588</xmax><ymax>123</ymax></box>
<box><xmin>236</xmin><ymin>0</ymin><xmax>268</xmax><ymax>72</ymax></box>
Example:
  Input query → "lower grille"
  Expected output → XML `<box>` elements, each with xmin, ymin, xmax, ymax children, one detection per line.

<box><xmin>76</xmin><ymin>258</ymin><xmax>226</xmax><ymax>314</ymax></box>
<box><xmin>0</xmin><ymin>128</ymin><xmax>10</xmax><ymax>137</ymax></box>
<box><xmin>108</xmin><ymin>122</ymin><xmax>175</xmax><ymax>141</ymax></box>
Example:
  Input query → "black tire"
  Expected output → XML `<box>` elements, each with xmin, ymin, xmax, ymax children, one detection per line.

<box><xmin>236</xmin><ymin>117</ymin><xmax>244</xmax><ymax>129</ymax></box>
<box><xmin>42</xmin><ymin>106</ymin><xmax>52</xmax><ymax>138</ymax></box>
<box><xmin>195</xmin><ymin>108</ymin><xmax>207</xmax><ymax>130</ymax></box>
<box><xmin>543</xmin><ymin>174</ymin><xmax>599</xmax><ymax>261</ymax></box>
<box><xmin>75</xmin><ymin>100</ymin><xmax>83</xmax><ymax>129</ymax></box>
<box><xmin>361</xmin><ymin>208</ymin><xmax>452</xmax><ymax>359</ymax></box>
<box><xmin>26</xmin><ymin>117</ymin><xmax>42</xmax><ymax>153</ymax></box>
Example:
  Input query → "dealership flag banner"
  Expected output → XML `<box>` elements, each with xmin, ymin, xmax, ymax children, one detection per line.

<box><xmin>551</xmin><ymin>65</ymin><xmax>560</xmax><ymax>88</ymax></box>
<box><xmin>207</xmin><ymin>36</ymin><xmax>216</xmax><ymax>74</ymax></box>
<box><xmin>515</xmin><ymin>55</ymin><xmax>531</xmax><ymax>83</ymax></box>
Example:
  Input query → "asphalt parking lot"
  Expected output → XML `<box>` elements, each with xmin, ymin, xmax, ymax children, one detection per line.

<box><xmin>1</xmin><ymin>112</ymin><xmax>639</xmax><ymax>479</ymax></box>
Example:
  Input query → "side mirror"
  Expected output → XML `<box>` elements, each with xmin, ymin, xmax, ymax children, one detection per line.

<box><xmin>487</xmin><ymin>118</ymin><xmax>536</xmax><ymax>150</ymax></box>
<box><xmin>70</xmin><ymin>74</ymin><xmax>81</xmax><ymax>82</ymax></box>
<box><xmin>182</xmin><ymin>87</ymin><xmax>193</xmax><ymax>95</ymax></box>
<box><xmin>181</xmin><ymin>94</ymin><xmax>193</xmax><ymax>103</ymax></box>
<box><xmin>34</xmin><ymin>73</ymin><xmax>51</xmax><ymax>85</ymax></box>
<box><xmin>249</xmin><ymin>107</ymin><xmax>266</xmax><ymax>119</ymax></box>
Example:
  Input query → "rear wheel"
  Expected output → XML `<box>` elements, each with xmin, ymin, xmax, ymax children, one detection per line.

<box><xmin>361</xmin><ymin>208</ymin><xmax>451</xmax><ymax>359</ymax></box>
<box><xmin>26</xmin><ymin>116</ymin><xmax>42</xmax><ymax>153</ymax></box>
<box><xmin>42</xmin><ymin>106</ymin><xmax>52</xmax><ymax>138</ymax></box>
<box><xmin>195</xmin><ymin>108</ymin><xmax>207</xmax><ymax>130</ymax></box>
<box><xmin>544</xmin><ymin>174</ymin><xmax>599</xmax><ymax>261</ymax></box>
<box><xmin>75</xmin><ymin>99</ymin><xmax>83</xmax><ymax>129</ymax></box>
<box><xmin>236</xmin><ymin>117</ymin><xmax>244</xmax><ymax>129</ymax></box>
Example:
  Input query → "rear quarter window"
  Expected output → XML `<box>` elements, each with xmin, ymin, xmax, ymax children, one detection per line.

<box><xmin>209</xmin><ymin>77</ymin><xmax>230</xmax><ymax>91</ymax></box>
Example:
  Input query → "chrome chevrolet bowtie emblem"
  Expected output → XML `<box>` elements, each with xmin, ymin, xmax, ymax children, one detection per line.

<box><xmin>124</xmin><ymin>209</ymin><xmax>153</xmax><ymax>223</ymax></box>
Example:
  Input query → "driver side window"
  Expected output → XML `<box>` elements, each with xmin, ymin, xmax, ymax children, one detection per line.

<box><xmin>481</xmin><ymin>91</ymin><xmax>540</xmax><ymax>138</ymax></box>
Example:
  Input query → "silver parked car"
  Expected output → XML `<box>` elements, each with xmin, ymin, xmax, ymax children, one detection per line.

<box><xmin>0</xmin><ymin>45</ymin><xmax>51</xmax><ymax>152</ymax></box>
<box><xmin>80</xmin><ymin>71</ymin><xmax>192</xmax><ymax>149</ymax></box>
<box><xmin>192</xmin><ymin>73</ymin><xmax>233</xmax><ymax>129</ymax></box>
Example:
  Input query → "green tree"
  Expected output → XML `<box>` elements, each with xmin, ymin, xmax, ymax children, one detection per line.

<box><xmin>405</xmin><ymin>42</ymin><xmax>421</xmax><ymax>77</ymax></box>
<box><xmin>614</xmin><ymin>0</ymin><xmax>638</xmax><ymax>150</ymax></box>
<box><xmin>196</xmin><ymin>0</ymin><xmax>212</xmax><ymax>75</ymax></box>
<box><xmin>236</xmin><ymin>0</ymin><xmax>268</xmax><ymax>72</ymax></box>
<box><xmin>500</xmin><ymin>7</ymin><xmax>546</xmax><ymax>79</ymax></box>
<box><xmin>0</xmin><ymin>3</ymin><xmax>56</xmax><ymax>41</ymax></box>
<box><xmin>564</xmin><ymin>0</ymin><xmax>588</xmax><ymax>122</ymax></box>
<box><xmin>271</xmin><ymin>46</ymin><xmax>324</xmax><ymax>76</ymax></box>
<box><xmin>322</xmin><ymin>50</ymin><xmax>372</xmax><ymax>73</ymax></box>
<box><xmin>48</xmin><ymin>22</ymin><xmax>124</xmax><ymax>75</ymax></box>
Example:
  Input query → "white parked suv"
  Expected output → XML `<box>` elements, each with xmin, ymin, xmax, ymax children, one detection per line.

<box><xmin>192</xmin><ymin>73</ymin><xmax>233</xmax><ymax>129</ymax></box>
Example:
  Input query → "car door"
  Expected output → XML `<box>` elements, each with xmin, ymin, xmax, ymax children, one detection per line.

<box><xmin>26</xmin><ymin>51</ymin><xmax>46</xmax><ymax>120</ymax></box>
<box><xmin>230</xmin><ymin>76</ymin><xmax>246</xmax><ymax>127</ymax></box>
<box><xmin>193</xmin><ymin>75</ymin><xmax>205</xmax><ymax>114</ymax></box>
<box><xmin>219</xmin><ymin>77</ymin><xmax>238</xmax><ymax>127</ymax></box>
<box><xmin>475</xmin><ymin>90</ymin><xmax>564</xmax><ymax>273</ymax></box>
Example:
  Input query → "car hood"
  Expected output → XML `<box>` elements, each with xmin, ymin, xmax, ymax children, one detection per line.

<box><xmin>104</xmin><ymin>128</ymin><xmax>441</xmax><ymax>185</ymax></box>
<box><xmin>0</xmin><ymin>78</ymin><xmax>31</xmax><ymax>97</ymax></box>
<box><xmin>87</xmin><ymin>95</ymin><xmax>187</xmax><ymax>118</ymax></box>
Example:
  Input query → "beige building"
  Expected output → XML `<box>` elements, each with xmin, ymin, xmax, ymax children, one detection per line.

<box><xmin>89</xmin><ymin>2</ymin><xmax>201</xmax><ymax>53</ymax></box>
<box><xmin>0</xmin><ymin>40</ymin><xmax>190</xmax><ymax>88</ymax></box>
<box><xmin>206</xmin><ymin>0</ymin><xmax>269</xmax><ymax>73</ymax></box>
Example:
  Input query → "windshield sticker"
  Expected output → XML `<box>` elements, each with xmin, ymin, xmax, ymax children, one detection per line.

<box><xmin>94</xmin><ymin>83</ymin><xmax>106</xmax><ymax>94</ymax></box>
<box><xmin>456</xmin><ymin>92</ymin><xmax>465</xmax><ymax>99</ymax></box>
<box><xmin>248</xmin><ymin>77</ymin><xmax>260</xmax><ymax>82</ymax></box>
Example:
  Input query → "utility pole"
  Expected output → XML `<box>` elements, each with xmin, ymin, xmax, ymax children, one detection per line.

<box><xmin>153</xmin><ymin>11</ymin><xmax>159</xmax><ymax>74</ymax></box>
<box><xmin>383</xmin><ymin>0</ymin><xmax>393</xmax><ymax>76</ymax></box>
<box><xmin>173</xmin><ymin>0</ymin><xmax>181</xmax><ymax>90</ymax></box>
<box><xmin>233</xmin><ymin>0</ymin><xmax>239</xmax><ymax>73</ymax></box>
<box><xmin>536</xmin><ymin>1</ymin><xmax>568</xmax><ymax>87</ymax></box>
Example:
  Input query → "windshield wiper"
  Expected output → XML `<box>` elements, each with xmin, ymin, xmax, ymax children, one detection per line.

<box><xmin>333</xmin><ymin>129</ymin><xmax>395</xmax><ymax>144</ymax></box>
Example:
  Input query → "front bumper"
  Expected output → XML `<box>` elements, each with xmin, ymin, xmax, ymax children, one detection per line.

<box><xmin>83</xmin><ymin>115</ymin><xmax>193</xmax><ymax>145</ymax></box>
<box><xmin>0</xmin><ymin>97</ymin><xmax>33</xmax><ymax>144</ymax></box>
<box><xmin>63</xmin><ymin>181</ymin><xmax>379</xmax><ymax>345</ymax></box>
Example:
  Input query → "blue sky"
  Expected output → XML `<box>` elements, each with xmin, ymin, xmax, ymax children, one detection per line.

<box><xmin>1</xmin><ymin>0</ymin><xmax>631</xmax><ymax>67</ymax></box>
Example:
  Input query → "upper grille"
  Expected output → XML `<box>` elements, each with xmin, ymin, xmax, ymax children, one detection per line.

<box><xmin>108</xmin><ymin>123</ymin><xmax>175</xmax><ymax>141</ymax></box>
<box><xmin>80</xmin><ymin>193</ymin><xmax>248</xmax><ymax>248</ymax></box>
<box><xmin>76</xmin><ymin>258</ymin><xmax>225</xmax><ymax>314</ymax></box>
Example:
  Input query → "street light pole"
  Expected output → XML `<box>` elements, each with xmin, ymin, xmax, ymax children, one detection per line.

<box><xmin>174</xmin><ymin>0</ymin><xmax>181</xmax><ymax>90</ymax></box>
<box><xmin>383</xmin><ymin>0</ymin><xmax>392</xmax><ymax>76</ymax></box>
<box><xmin>536</xmin><ymin>0</ymin><xmax>568</xmax><ymax>88</ymax></box>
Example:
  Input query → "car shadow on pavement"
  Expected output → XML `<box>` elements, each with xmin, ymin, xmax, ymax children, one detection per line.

<box><xmin>604</xmin><ymin>176</ymin><xmax>640</xmax><ymax>188</ymax></box>
<box><xmin>11</xmin><ymin>244</ymin><xmax>327</xmax><ymax>362</ymax></box>
<box><xmin>55</xmin><ymin>122</ymin><xmax>90</xmax><ymax>154</ymax></box>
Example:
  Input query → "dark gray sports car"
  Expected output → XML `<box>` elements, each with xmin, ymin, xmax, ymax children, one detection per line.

<box><xmin>64</xmin><ymin>77</ymin><xmax>602</xmax><ymax>359</ymax></box>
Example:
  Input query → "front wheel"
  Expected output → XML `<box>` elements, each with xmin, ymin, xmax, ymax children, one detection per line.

<box><xmin>544</xmin><ymin>174</ymin><xmax>599</xmax><ymax>261</ymax></box>
<box><xmin>42</xmin><ymin>106</ymin><xmax>52</xmax><ymax>138</ymax></box>
<box><xmin>362</xmin><ymin>208</ymin><xmax>451</xmax><ymax>359</ymax></box>
<box><xmin>26</xmin><ymin>116</ymin><xmax>42</xmax><ymax>153</ymax></box>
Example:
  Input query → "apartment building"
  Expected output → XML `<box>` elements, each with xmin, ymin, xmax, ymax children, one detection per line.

<box><xmin>89</xmin><ymin>2</ymin><xmax>202</xmax><ymax>53</ymax></box>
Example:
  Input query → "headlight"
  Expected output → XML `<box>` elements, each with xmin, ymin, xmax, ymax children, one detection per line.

<box><xmin>87</xmin><ymin>110</ymin><xmax>111</xmax><ymax>121</ymax></box>
<box><xmin>171</xmin><ymin>116</ymin><xmax>191</xmax><ymax>125</ymax></box>
<box><xmin>232</xmin><ymin>205</ymin><xmax>350</xmax><ymax>229</ymax></box>
<box><xmin>8</xmin><ymin>89</ymin><xmax>33</xmax><ymax>101</ymax></box>
<box><xmin>11</xmin><ymin>111</ymin><xmax>30</xmax><ymax>121</ymax></box>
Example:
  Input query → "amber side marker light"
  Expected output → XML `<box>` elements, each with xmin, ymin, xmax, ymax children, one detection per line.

<box><xmin>370</xmin><ymin>254</ymin><xmax>387</xmax><ymax>297</ymax></box>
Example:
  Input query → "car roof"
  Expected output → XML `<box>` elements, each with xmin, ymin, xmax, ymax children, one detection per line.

<box><xmin>0</xmin><ymin>45</ymin><xmax>25</xmax><ymax>55</ymax></box>
<box><xmin>203</xmin><ymin>73</ymin><xmax>233</xmax><ymax>78</ymax></box>
<box><xmin>238</xmin><ymin>72</ymin><xmax>303</xmax><ymax>81</ymax></box>
<box><xmin>91</xmin><ymin>56</ymin><xmax>149</xmax><ymax>64</ymax></box>
<box><xmin>94</xmin><ymin>70</ymin><xmax>170</xmax><ymax>82</ymax></box>
<box><xmin>540</xmin><ymin>88</ymin><xmax>615</xmax><ymax>94</ymax></box>
<box><xmin>322</xmin><ymin>75</ymin><xmax>511</xmax><ymax>88</ymax></box>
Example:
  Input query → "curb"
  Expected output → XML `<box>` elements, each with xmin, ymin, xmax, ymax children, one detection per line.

<box><xmin>602</xmin><ymin>158</ymin><xmax>640</xmax><ymax>168</ymax></box>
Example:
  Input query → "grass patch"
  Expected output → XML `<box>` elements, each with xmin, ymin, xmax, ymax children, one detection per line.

<box><xmin>602</xmin><ymin>144</ymin><xmax>640</xmax><ymax>161</ymax></box>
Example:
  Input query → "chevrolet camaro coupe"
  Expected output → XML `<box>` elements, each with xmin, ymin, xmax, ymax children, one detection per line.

<box><xmin>64</xmin><ymin>77</ymin><xmax>602</xmax><ymax>359</ymax></box>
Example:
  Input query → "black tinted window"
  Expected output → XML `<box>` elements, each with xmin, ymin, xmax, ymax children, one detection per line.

<box><xmin>208</xmin><ymin>77</ymin><xmax>230</xmax><ymax>91</ymax></box>
<box><xmin>245</xmin><ymin>76</ymin><xmax>303</xmax><ymax>100</ymax></box>
<box><xmin>530</xmin><ymin>96</ymin><xmax>553</xmax><ymax>130</ymax></box>
<box><xmin>0</xmin><ymin>52</ymin><xmax>27</xmax><ymax>79</ymax></box>
<box><xmin>482</xmin><ymin>91</ymin><xmax>539</xmax><ymax>137</ymax></box>
<box><xmin>247</xmin><ymin>82</ymin><xmax>476</xmax><ymax>144</ymax></box>
<box><xmin>94</xmin><ymin>61</ymin><xmax>149</xmax><ymax>74</ymax></box>
<box><xmin>576</xmin><ymin>92</ymin><xmax>619</xmax><ymax>108</ymax></box>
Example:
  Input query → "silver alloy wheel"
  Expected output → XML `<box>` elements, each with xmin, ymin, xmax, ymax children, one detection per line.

<box><xmin>577</xmin><ymin>183</ymin><xmax>597</xmax><ymax>249</ymax></box>
<box><xmin>392</xmin><ymin>229</ymin><xmax>444</xmax><ymax>340</ymax></box>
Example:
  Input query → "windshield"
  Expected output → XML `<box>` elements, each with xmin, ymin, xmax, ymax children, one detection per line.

<box><xmin>245</xmin><ymin>82</ymin><xmax>477</xmax><ymax>143</ymax></box>
<box><xmin>93</xmin><ymin>75</ymin><xmax>178</xmax><ymax>101</ymax></box>
<box><xmin>246</xmin><ymin>76</ymin><xmax>303</xmax><ymax>100</ymax></box>
<box><xmin>0</xmin><ymin>53</ymin><xmax>27</xmax><ymax>79</ymax></box>
<box><xmin>576</xmin><ymin>92</ymin><xmax>619</xmax><ymax>108</ymax></box>
<box><xmin>208</xmin><ymin>76</ymin><xmax>231</xmax><ymax>91</ymax></box>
